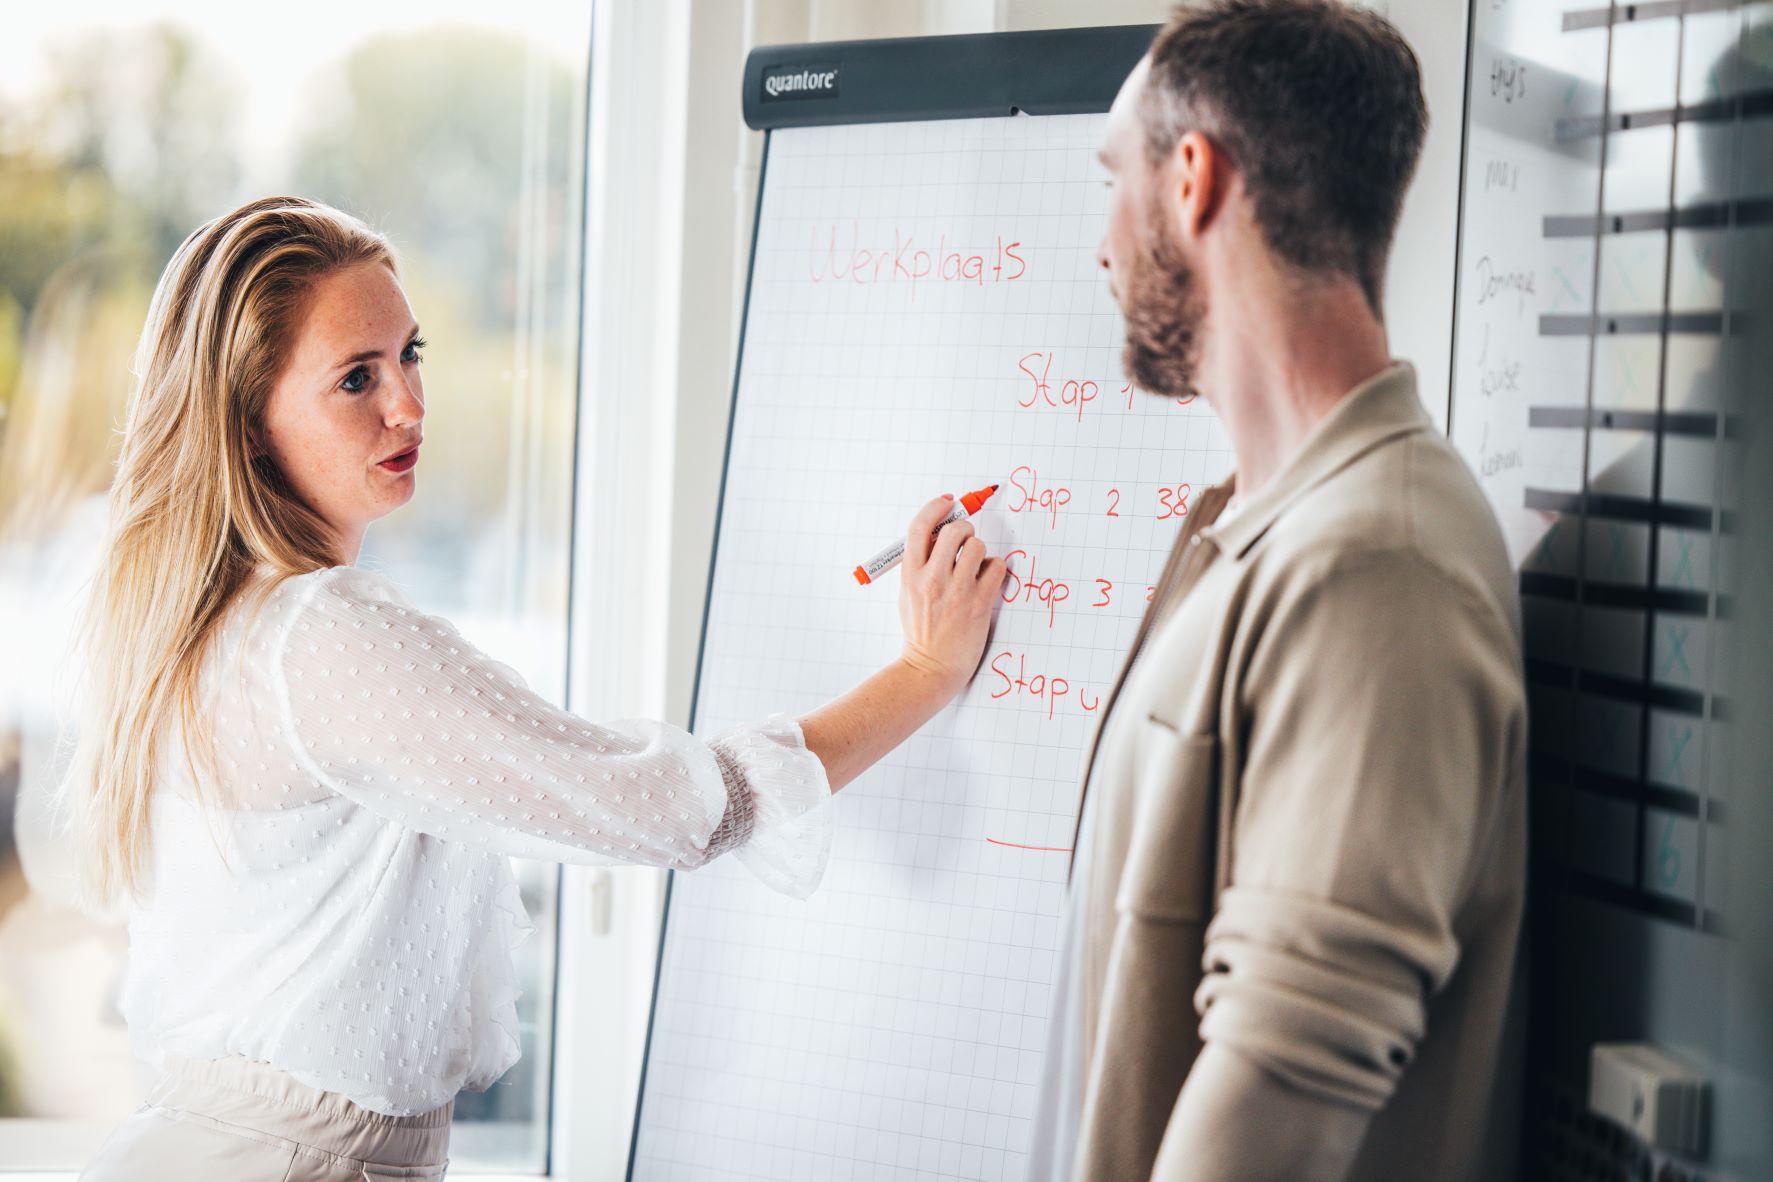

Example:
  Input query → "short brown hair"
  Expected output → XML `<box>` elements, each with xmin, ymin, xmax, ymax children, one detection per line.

<box><xmin>1141</xmin><ymin>0</ymin><xmax>1427</xmax><ymax>311</ymax></box>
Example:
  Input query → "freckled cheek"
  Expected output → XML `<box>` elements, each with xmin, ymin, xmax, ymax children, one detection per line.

<box><xmin>272</xmin><ymin>427</ymin><xmax>322</xmax><ymax>486</ymax></box>
<box><xmin>286</xmin><ymin>413</ymin><xmax>372</xmax><ymax>496</ymax></box>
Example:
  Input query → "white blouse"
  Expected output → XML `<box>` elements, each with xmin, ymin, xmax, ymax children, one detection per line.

<box><xmin>123</xmin><ymin>563</ymin><xmax>832</xmax><ymax>1116</ymax></box>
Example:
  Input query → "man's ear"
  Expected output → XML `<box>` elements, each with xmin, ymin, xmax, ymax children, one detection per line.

<box><xmin>1169</xmin><ymin>129</ymin><xmax>1226</xmax><ymax>242</ymax></box>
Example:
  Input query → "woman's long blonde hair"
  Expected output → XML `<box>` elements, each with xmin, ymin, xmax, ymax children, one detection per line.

<box><xmin>68</xmin><ymin>197</ymin><xmax>395</xmax><ymax>903</ymax></box>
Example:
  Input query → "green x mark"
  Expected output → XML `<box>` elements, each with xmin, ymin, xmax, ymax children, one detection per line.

<box><xmin>1671</xmin><ymin>531</ymin><xmax>1697</xmax><ymax>587</ymax></box>
<box><xmin>1550</xmin><ymin>265</ymin><xmax>1583</xmax><ymax>310</ymax></box>
<box><xmin>1664</xmin><ymin>723</ymin><xmax>1694</xmax><ymax>787</ymax></box>
<box><xmin>1662</xmin><ymin>623</ymin><xmax>1693</xmax><ymax>681</ymax></box>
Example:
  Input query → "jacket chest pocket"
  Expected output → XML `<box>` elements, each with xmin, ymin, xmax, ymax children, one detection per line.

<box><xmin>1112</xmin><ymin>722</ymin><xmax>1219</xmax><ymax>923</ymax></box>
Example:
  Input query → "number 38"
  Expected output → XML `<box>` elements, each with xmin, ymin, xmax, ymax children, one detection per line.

<box><xmin>1156</xmin><ymin>482</ymin><xmax>1192</xmax><ymax>521</ymax></box>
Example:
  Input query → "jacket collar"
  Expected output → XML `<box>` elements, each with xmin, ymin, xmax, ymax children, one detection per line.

<box><xmin>1201</xmin><ymin>361</ymin><xmax>1431</xmax><ymax>561</ymax></box>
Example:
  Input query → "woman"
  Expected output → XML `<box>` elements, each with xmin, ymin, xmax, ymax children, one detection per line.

<box><xmin>71</xmin><ymin>197</ymin><xmax>1005</xmax><ymax>1179</ymax></box>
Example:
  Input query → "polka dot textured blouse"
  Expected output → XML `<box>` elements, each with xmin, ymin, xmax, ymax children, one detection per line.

<box><xmin>122</xmin><ymin>563</ymin><xmax>832</xmax><ymax>1116</ymax></box>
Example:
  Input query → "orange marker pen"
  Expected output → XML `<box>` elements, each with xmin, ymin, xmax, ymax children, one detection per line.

<box><xmin>854</xmin><ymin>484</ymin><xmax>999</xmax><ymax>586</ymax></box>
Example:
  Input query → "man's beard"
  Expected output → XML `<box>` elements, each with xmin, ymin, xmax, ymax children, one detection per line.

<box><xmin>1120</xmin><ymin>201</ymin><xmax>1206</xmax><ymax>401</ymax></box>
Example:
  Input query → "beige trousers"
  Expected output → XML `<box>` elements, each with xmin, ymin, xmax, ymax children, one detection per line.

<box><xmin>80</xmin><ymin>1055</ymin><xmax>453</xmax><ymax>1180</ymax></box>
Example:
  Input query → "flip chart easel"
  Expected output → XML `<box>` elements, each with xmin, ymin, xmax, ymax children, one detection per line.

<box><xmin>626</xmin><ymin>27</ymin><xmax>1239</xmax><ymax>1181</ymax></box>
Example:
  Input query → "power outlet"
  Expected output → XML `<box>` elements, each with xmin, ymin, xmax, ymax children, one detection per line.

<box><xmin>1588</xmin><ymin>1042</ymin><xmax>1710</xmax><ymax>1159</ymax></box>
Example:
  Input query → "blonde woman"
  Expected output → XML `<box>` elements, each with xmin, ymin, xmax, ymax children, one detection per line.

<box><xmin>72</xmin><ymin>196</ymin><xmax>1006</xmax><ymax>1179</ymax></box>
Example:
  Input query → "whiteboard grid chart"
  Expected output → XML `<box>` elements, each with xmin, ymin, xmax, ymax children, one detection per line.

<box><xmin>1448</xmin><ymin>3</ymin><xmax>1767</xmax><ymax>1177</ymax></box>
<box><xmin>1450</xmin><ymin>0</ymin><xmax>1751</xmax><ymax>936</ymax></box>
<box><xmin>628</xmin><ymin>112</ymin><xmax>1231</xmax><ymax>1182</ymax></box>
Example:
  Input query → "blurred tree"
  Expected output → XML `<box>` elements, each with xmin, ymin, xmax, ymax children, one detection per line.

<box><xmin>0</xmin><ymin>23</ymin><xmax>243</xmax><ymax>427</ymax></box>
<box><xmin>290</xmin><ymin>28</ymin><xmax>578</xmax><ymax>326</ymax></box>
<box><xmin>289</xmin><ymin>28</ymin><xmax>581</xmax><ymax>593</ymax></box>
<box><xmin>0</xmin><ymin>295</ymin><xmax>21</xmax><ymax>427</ymax></box>
<box><xmin>34</xmin><ymin>24</ymin><xmax>243</xmax><ymax>266</ymax></box>
<box><xmin>0</xmin><ymin>149</ymin><xmax>121</xmax><ymax>323</ymax></box>
<box><xmin>0</xmin><ymin>253</ymin><xmax>146</xmax><ymax>545</ymax></box>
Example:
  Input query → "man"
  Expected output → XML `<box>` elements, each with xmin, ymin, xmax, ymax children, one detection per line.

<box><xmin>1029</xmin><ymin>3</ymin><xmax>1527</xmax><ymax>1180</ymax></box>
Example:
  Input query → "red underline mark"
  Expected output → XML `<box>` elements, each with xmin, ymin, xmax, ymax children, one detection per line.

<box><xmin>985</xmin><ymin>837</ymin><xmax>1074</xmax><ymax>853</ymax></box>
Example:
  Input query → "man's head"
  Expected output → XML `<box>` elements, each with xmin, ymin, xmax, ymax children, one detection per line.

<box><xmin>1097</xmin><ymin>0</ymin><xmax>1427</xmax><ymax>399</ymax></box>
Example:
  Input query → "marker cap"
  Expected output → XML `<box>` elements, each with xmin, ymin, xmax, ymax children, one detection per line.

<box><xmin>959</xmin><ymin>484</ymin><xmax>999</xmax><ymax>516</ymax></box>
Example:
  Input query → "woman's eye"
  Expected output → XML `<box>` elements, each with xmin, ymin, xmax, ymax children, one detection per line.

<box><xmin>341</xmin><ymin>366</ymin><xmax>371</xmax><ymax>393</ymax></box>
<box><xmin>402</xmin><ymin>337</ymin><xmax>427</xmax><ymax>364</ymax></box>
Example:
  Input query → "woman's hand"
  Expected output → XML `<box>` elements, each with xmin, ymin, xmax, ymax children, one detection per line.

<box><xmin>797</xmin><ymin>495</ymin><xmax>1009</xmax><ymax>793</ymax></box>
<box><xmin>897</xmin><ymin>494</ymin><xmax>1008</xmax><ymax>689</ymax></box>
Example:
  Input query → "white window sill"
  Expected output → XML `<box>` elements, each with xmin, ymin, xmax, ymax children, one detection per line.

<box><xmin>0</xmin><ymin>1116</ymin><xmax>544</xmax><ymax>1178</ymax></box>
<box><xmin>0</xmin><ymin>1176</ymin><xmax>542</xmax><ymax>1181</ymax></box>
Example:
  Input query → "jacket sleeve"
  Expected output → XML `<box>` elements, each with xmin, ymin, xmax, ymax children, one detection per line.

<box><xmin>1191</xmin><ymin>547</ymin><xmax>1525</xmax><ymax>1112</ymax></box>
<box><xmin>269</xmin><ymin>565</ymin><xmax>833</xmax><ymax>897</ymax></box>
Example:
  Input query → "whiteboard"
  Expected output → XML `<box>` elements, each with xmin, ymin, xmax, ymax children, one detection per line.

<box><xmin>628</xmin><ymin>110</ymin><xmax>1232</xmax><ymax>1181</ymax></box>
<box><xmin>1447</xmin><ymin>1</ymin><xmax>1747</xmax><ymax>927</ymax></box>
<box><xmin>1445</xmin><ymin>2</ymin><xmax>1763</xmax><ymax>1175</ymax></box>
<box><xmin>1444</xmin><ymin>4</ymin><xmax>1769</xmax><ymax>1174</ymax></box>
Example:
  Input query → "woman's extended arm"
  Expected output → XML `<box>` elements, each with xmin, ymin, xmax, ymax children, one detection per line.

<box><xmin>268</xmin><ymin>495</ymin><xmax>1004</xmax><ymax>893</ymax></box>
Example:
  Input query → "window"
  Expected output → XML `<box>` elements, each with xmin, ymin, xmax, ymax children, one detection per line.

<box><xmin>0</xmin><ymin>2</ymin><xmax>590</xmax><ymax>1172</ymax></box>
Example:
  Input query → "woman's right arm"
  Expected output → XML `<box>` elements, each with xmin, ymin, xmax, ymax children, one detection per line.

<box><xmin>271</xmin><ymin>566</ymin><xmax>802</xmax><ymax>876</ymax></box>
<box><xmin>268</xmin><ymin>495</ymin><xmax>1003</xmax><ymax>888</ymax></box>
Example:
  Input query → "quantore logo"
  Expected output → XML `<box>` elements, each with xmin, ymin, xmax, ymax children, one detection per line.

<box><xmin>762</xmin><ymin>63</ymin><xmax>841</xmax><ymax>102</ymax></box>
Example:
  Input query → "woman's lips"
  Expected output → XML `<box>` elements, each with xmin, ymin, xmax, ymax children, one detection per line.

<box><xmin>379</xmin><ymin>446</ymin><xmax>419</xmax><ymax>473</ymax></box>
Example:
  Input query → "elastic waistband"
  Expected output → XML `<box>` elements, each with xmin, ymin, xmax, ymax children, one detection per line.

<box><xmin>148</xmin><ymin>1055</ymin><xmax>451</xmax><ymax>1167</ymax></box>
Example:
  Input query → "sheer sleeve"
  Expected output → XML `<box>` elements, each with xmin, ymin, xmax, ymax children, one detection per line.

<box><xmin>268</xmin><ymin>565</ymin><xmax>833</xmax><ymax>897</ymax></box>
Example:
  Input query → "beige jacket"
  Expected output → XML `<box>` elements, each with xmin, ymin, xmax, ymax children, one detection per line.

<box><xmin>1070</xmin><ymin>363</ymin><xmax>1527</xmax><ymax>1181</ymax></box>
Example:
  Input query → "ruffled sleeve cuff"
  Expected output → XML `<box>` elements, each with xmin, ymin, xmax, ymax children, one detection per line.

<box><xmin>704</xmin><ymin>712</ymin><xmax>833</xmax><ymax>899</ymax></box>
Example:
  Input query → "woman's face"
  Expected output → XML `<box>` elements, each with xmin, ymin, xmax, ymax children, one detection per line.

<box><xmin>259</xmin><ymin>262</ymin><xmax>425</xmax><ymax>562</ymax></box>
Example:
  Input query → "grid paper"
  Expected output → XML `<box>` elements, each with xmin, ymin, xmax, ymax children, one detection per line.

<box><xmin>629</xmin><ymin>113</ymin><xmax>1232</xmax><ymax>1182</ymax></box>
